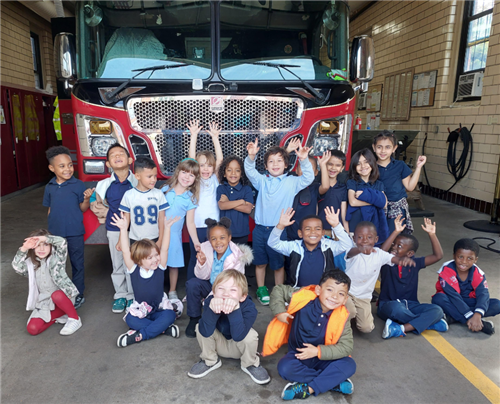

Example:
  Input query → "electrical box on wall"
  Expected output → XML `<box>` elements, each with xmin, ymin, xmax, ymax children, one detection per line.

<box><xmin>456</xmin><ymin>71</ymin><xmax>484</xmax><ymax>100</ymax></box>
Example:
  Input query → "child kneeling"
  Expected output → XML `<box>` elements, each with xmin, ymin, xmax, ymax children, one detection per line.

<box><xmin>113</xmin><ymin>213</ymin><xmax>181</xmax><ymax>347</ymax></box>
<box><xmin>263</xmin><ymin>269</ymin><xmax>356</xmax><ymax>400</ymax></box>
<box><xmin>188</xmin><ymin>270</ymin><xmax>270</xmax><ymax>385</ymax></box>
<box><xmin>185</xmin><ymin>217</ymin><xmax>253</xmax><ymax>337</ymax></box>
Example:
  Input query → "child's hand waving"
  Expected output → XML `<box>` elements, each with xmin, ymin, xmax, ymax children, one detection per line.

<box><xmin>164</xmin><ymin>216</ymin><xmax>181</xmax><ymax>228</ymax></box>
<box><xmin>318</xmin><ymin>150</ymin><xmax>331</xmax><ymax>167</ymax></box>
<box><xmin>207</xmin><ymin>122</ymin><xmax>221</xmax><ymax>139</ymax></box>
<box><xmin>111</xmin><ymin>212</ymin><xmax>128</xmax><ymax>230</ymax></box>
<box><xmin>278</xmin><ymin>208</ymin><xmax>295</xmax><ymax>229</ymax></box>
<box><xmin>247</xmin><ymin>138</ymin><xmax>260</xmax><ymax>158</ymax></box>
<box><xmin>421</xmin><ymin>217</ymin><xmax>436</xmax><ymax>234</ymax></box>
<box><xmin>324</xmin><ymin>206</ymin><xmax>340</xmax><ymax>228</ymax></box>
<box><xmin>187</xmin><ymin>119</ymin><xmax>202</xmax><ymax>137</ymax></box>
<box><xmin>285</xmin><ymin>137</ymin><xmax>301</xmax><ymax>154</ymax></box>
<box><xmin>394</xmin><ymin>214</ymin><xmax>406</xmax><ymax>233</ymax></box>
<box><xmin>296</xmin><ymin>145</ymin><xmax>312</xmax><ymax>161</ymax></box>
<box><xmin>416</xmin><ymin>155</ymin><xmax>427</xmax><ymax>168</ymax></box>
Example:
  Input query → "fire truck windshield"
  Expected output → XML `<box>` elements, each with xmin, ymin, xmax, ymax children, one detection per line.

<box><xmin>76</xmin><ymin>1</ymin><xmax>348</xmax><ymax>82</ymax></box>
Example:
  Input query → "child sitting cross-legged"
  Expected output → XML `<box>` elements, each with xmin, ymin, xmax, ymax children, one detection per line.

<box><xmin>262</xmin><ymin>269</ymin><xmax>356</xmax><ymax>400</ymax></box>
<box><xmin>268</xmin><ymin>207</ymin><xmax>354</xmax><ymax>287</ymax></box>
<box><xmin>187</xmin><ymin>270</ymin><xmax>271</xmax><ymax>385</ymax></box>
<box><xmin>432</xmin><ymin>238</ymin><xmax>500</xmax><ymax>335</ymax></box>
<box><xmin>112</xmin><ymin>213</ymin><xmax>182</xmax><ymax>347</ymax></box>
<box><xmin>345</xmin><ymin>221</ymin><xmax>416</xmax><ymax>333</ymax></box>
<box><xmin>378</xmin><ymin>217</ymin><xmax>448</xmax><ymax>339</ymax></box>
<box><xmin>184</xmin><ymin>217</ymin><xmax>253</xmax><ymax>338</ymax></box>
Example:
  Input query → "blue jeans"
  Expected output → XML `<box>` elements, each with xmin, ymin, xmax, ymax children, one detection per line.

<box><xmin>278</xmin><ymin>351</ymin><xmax>356</xmax><ymax>395</ymax></box>
<box><xmin>431</xmin><ymin>294</ymin><xmax>500</xmax><ymax>324</ymax></box>
<box><xmin>125</xmin><ymin>309</ymin><xmax>175</xmax><ymax>340</ymax></box>
<box><xmin>187</xmin><ymin>227</ymin><xmax>208</xmax><ymax>281</ymax></box>
<box><xmin>186</xmin><ymin>277</ymin><xmax>212</xmax><ymax>318</ymax></box>
<box><xmin>66</xmin><ymin>235</ymin><xmax>85</xmax><ymax>295</ymax></box>
<box><xmin>377</xmin><ymin>300</ymin><xmax>444</xmax><ymax>334</ymax></box>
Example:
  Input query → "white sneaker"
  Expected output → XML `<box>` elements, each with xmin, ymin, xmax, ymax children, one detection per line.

<box><xmin>60</xmin><ymin>317</ymin><xmax>82</xmax><ymax>336</ymax></box>
<box><xmin>55</xmin><ymin>315</ymin><xmax>68</xmax><ymax>324</ymax></box>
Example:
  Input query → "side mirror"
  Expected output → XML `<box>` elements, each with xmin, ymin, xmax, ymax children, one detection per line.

<box><xmin>54</xmin><ymin>33</ymin><xmax>76</xmax><ymax>92</ymax></box>
<box><xmin>349</xmin><ymin>35</ymin><xmax>375</xmax><ymax>83</ymax></box>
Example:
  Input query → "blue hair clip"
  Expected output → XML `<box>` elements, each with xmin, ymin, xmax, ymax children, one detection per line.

<box><xmin>181</xmin><ymin>157</ymin><xmax>198</xmax><ymax>163</ymax></box>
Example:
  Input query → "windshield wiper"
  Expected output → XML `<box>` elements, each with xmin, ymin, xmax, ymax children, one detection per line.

<box><xmin>103</xmin><ymin>63</ymin><xmax>189</xmax><ymax>104</ymax></box>
<box><xmin>251</xmin><ymin>62</ymin><xmax>327</xmax><ymax>105</ymax></box>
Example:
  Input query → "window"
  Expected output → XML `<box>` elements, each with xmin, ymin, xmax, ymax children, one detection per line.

<box><xmin>30</xmin><ymin>32</ymin><xmax>43</xmax><ymax>89</ymax></box>
<box><xmin>455</xmin><ymin>0</ymin><xmax>494</xmax><ymax>99</ymax></box>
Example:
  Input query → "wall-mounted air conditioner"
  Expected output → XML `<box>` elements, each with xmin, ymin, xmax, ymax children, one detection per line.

<box><xmin>457</xmin><ymin>71</ymin><xmax>484</xmax><ymax>100</ymax></box>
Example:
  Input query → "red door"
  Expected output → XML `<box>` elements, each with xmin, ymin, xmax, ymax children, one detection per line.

<box><xmin>0</xmin><ymin>88</ymin><xmax>19</xmax><ymax>195</ymax></box>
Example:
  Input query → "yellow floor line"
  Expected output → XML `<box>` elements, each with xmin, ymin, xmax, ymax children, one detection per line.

<box><xmin>422</xmin><ymin>330</ymin><xmax>500</xmax><ymax>404</ymax></box>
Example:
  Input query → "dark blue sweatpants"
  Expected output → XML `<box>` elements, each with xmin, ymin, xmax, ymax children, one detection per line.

<box><xmin>66</xmin><ymin>235</ymin><xmax>85</xmax><ymax>295</ymax></box>
<box><xmin>125</xmin><ymin>309</ymin><xmax>176</xmax><ymax>340</ymax></box>
<box><xmin>187</xmin><ymin>227</ymin><xmax>208</xmax><ymax>281</ymax></box>
<box><xmin>186</xmin><ymin>277</ymin><xmax>212</xmax><ymax>318</ymax></box>
<box><xmin>431</xmin><ymin>294</ymin><xmax>500</xmax><ymax>324</ymax></box>
<box><xmin>377</xmin><ymin>300</ymin><xmax>444</xmax><ymax>334</ymax></box>
<box><xmin>277</xmin><ymin>351</ymin><xmax>356</xmax><ymax>395</ymax></box>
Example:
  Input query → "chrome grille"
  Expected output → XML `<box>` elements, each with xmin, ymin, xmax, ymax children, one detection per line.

<box><xmin>127</xmin><ymin>95</ymin><xmax>304</xmax><ymax>176</ymax></box>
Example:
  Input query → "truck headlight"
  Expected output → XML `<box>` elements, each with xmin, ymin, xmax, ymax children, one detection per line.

<box><xmin>306</xmin><ymin>116</ymin><xmax>352</xmax><ymax>156</ymax></box>
<box><xmin>76</xmin><ymin>114</ymin><xmax>126</xmax><ymax>157</ymax></box>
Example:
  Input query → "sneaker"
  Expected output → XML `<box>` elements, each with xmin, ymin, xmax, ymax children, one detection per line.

<box><xmin>241</xmin><ymin>365</ymin><xmax>271</xmax><ymax>385</ymax></box>
<box><xmin>60</xmin><ymin>317</ymin><xmax>82</xmax><ymax>336</ymax></box>
<box><xmin>256</xmin><ymin>286</ymin><xmax>270</xmax><ymax>306</ymax></box>
<box><xmin>443</xmin><ymin>314</ymin><xmax>457</xmax><ymax>324</ymax></box>
<box><xmin>117</xmin><ymin>330</ymin><xmax>142</xmax><ymax>347</ymax></box>
<box><xmin>55</xmin><ymin>315</ymin><xmax>68</xmax><ymax>324</ymax></box>
<box><xmin>168</xmin><ymin>291</ymin><xmax>178</xmax><ymax>300</ymax></box>
<box><xmin>332</xmin><ymin>378</ymin><xmax>354</xmax><ymax>395</ymax></box>
<box><xmin>127</xmin><ymin>299</ymin><xmax>133</xmax><ymax>308</ymax></box>
<box><xmin>382</xmin><ymin>319</ymin><xmax>406</xmax><ymax>339</ymax></box>
<box><xmin>112</xmin><ymin>298</ymin><xmax>127</xmax><ymax>313</ymax></box>
<box><xmin>165</xmin><ymin>324</ymin><xmax>180</xmax><ymax>338</ymax></box>
<box><xmin>187</xmin><ymin>359</ymin><xmax>222</xmax><ymax>379</ymax></box>
<box><xmin>427</xmin><ymin>318</ymin><xmax>449</xmax><ymax>332</ymax></box>
<box><xmin>186</xmin><ymin>316</ymin><xmax>201</xmax><ymax>338</ymax></box>
<box><xmin>481</xmin><ymin>320</ymin><xmax>495</xmax><ymax>335</ymax></box>
<box><xmin>281</xmin><ymin>382</ymin><xmax>311</xmax><ymax>400</ymax></box>
<box><xmin>74</xmin><ymin>294</ymin><xmax>85</xmax><ymax>310</ymax></box>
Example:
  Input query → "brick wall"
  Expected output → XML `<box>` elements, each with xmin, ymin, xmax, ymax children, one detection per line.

<box><xmin>350</xmin><ymin>0</ymin><xmax>500</xmax><ymax>206</ymax></box>
<box><xmin>0</xmin><ymin>1</ymin><xmax>56</xmax><ymax>93</ymax></box>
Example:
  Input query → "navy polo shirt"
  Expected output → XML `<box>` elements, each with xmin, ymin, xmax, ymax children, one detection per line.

<box><xmin>378</xmin><ymin>159</ymin><xmax>413</xmax><ymax>202</ymax></box>
<box><xmin>289</xmin><ymin>298</ymin><xmax>332</xmax><ymax>353</ymax></box>
<box><xmin>105</xmin><ymin>173</ymin><xmax>134</xmax><ymax>231</ymax></box>
<box><xmin>43</xmin><ymin>176</ymin><xmax>86</xmax><ymax>237</ymax></box>
<box><xmin>287</xmin><ymin>181</ymin><xmax>321</xmax><ymax>241</ymax></box>
<box><xmin>217</xmin><ymin>182</ymin><xmax>254</xmax><ymax>237</ymax></box>
<box><xmin>297</xmin><ymin>240</ymin><xmax>325</xmax><ymax>287</ymax></box>
<box><xmin>318</xmin><ymin>181</ymin><xmax>347</xmax><ymax>230</ymax></box>
<box><xmin>379</xmin><ymin>256</ymin><xmax>426</xmax><ymax>303</ymax></box>
<box><xmin>346</xmin><ymin>178</ymin><xmax>385</xmax><ymax>193</ymax></box>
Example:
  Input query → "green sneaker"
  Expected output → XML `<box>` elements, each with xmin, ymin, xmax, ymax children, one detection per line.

<box><xmin>256</xmin><ymin>286</ymin><xmax>270</xmax><ymax>306</ymax></box>
<box><xmin>127</xmin><ymin>299</ymin><xmax>133</xmax><ymax>308</ymax></box>
<box><xmin>112</xmin><ymin>298</ymin><xmax>127</xmax><ymax>313</ymax></box>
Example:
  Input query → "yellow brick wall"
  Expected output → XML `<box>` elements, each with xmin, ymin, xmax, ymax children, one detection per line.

<box><xmin>351</xmin><ymin>0</ymin><xmax>500</xmax><ymax>204</ymax></box>
<box><xmin>0</xmin><ymin>1</ymin><xmax>56</xmax><ymax>92</ymax></box>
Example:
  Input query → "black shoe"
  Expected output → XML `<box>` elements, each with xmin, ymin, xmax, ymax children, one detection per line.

<box><xmin>481</xmin><ymin>320</ymin><xmax>495</xmax><ymax>335</ymax></box>
<box><xmin>186</xmin><ymin>316</ymin><xmax>201</xmax><ymax>338</ymax></box>
<box><xmin>74</xmin><ymin>294</ymin><xmax>85</xmax><ymax>310</ymax></box>
<box><xmin>443</xmin><ymin>314</ymin><xmax>457</xmax><ymax>325</ymax></box>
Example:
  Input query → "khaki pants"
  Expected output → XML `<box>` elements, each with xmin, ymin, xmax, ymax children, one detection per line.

<box><xmin>195</xmin><ymin>324</ymin><xmax>260</xmax><ymax>369</ymax></box>
<box><xmin>346</xmin><ymin>294</ymin><xmax>375</xmax><ymax>333</ymax></box>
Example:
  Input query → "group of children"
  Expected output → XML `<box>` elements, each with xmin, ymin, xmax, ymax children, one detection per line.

<box><xmin>11</xmin><ymin>126</ymin><xmax>500</xmax><ymax>400</ymax></box>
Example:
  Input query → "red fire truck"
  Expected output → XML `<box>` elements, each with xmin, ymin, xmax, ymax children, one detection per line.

<box><xmin>53</xmin><ymin>0</ymin><xmax>373</xmax><ymax>241</ymax></box>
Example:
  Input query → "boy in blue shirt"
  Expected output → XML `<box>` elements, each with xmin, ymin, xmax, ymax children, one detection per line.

<box><xmin>43</xmin><ymin>146</ymin><xmax>94</xmax><ymax>309</ymax></box>
<box><xmin>245</xmin><ymin>138</ymin><xmax>313</xmax><ymax>305</ymax></box>
<box><xmin>378</xmin><ymin>217</ymin><xmax>448</xmax><ymax>339</ymax></box>
<box><xmin>263</xmin><ymin>269</ymin><xmax>356</xmax><ymax>400</ymax></box>
<box><xmin>318</xmin><ymin>150</ymin><xmax>348</xmax><ymax>235</ymax></box>
<box><xmin>432</xmin><ymin>238</ymin><xmax>500</xmax><ymax>335</ymax></box>
<box><xmin>91</xmin><ymin>144</ymin><xmax>138</xmax><ymax>313</ymax></box>
<box><xmin>268</xmin><ymin>207</ymin><xmax>353</xmax><ymax>287</ymax></box>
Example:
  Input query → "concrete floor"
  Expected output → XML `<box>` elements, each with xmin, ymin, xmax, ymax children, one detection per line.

<box><xmin>2</xmin><ymin>187</ymin><xmax>499</xmax><ymax>404</ymax></box>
